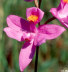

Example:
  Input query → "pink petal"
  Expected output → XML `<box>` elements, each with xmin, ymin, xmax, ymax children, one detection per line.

<box><xmin>58</xmin><ymin>4</ymin><xmax>68</xmax><ymax>18</ymax></box>
<box><xmin>7</xmin><ymin>15</ymin><xmax>30</xmax><ymax>31</ymax></box>
<box><xmin>58</xmin><ymin>0</ymin><xmax>65</xmax><ymax>9</ymax></box>
<box><xmin>60</xmin><ymin>0</ymin><xmax>67</xmax><ymax>8</ymax></box>
<box><xmin>19</xmin><ymin>40</ymin><xmax>36</xmax><ymax>71</ymax></box>
<box><xmin>26</xmin><ymin>7</ymin><xmax>44</xmax><ymax>24</ymax></box>
<box><xmin>50</xmin><ymin>1</ymin><xmax>68</xmax><ymax>28</ymax></box>
<box><xmin>61</xmin><ymin>17</ymin><xmax>68</xmax><ymax>27</ymax></box>
<box><xmin>29</xmin><ymin>22</ymin><xmax>37</xmax><ymax>32</ymax></box>
<box><xmin>4</xmin><ymin>27</ymin><xmax>31</xmax><ymax>41</ymax></box>
<box><xmin>50</xmin><ymin>8</ymin><xmax>58</xmax><ymax>18</ymax></box>
<box><xmin>24</xmin><ymin>0</ymin><xmax>34</xmax><ymax>2</ymax></box>
<box><xmin>34</xmin><ymin>33</ymin><xmax>46</xmax><ymax>46</ymax></box>
<box><xmin>38</xmin><ymin>24</ymin><xmax>66</xmax><ymax>40</ymax></box>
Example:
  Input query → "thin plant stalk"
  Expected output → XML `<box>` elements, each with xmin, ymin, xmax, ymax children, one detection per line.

<box><xmin>44</xmin><ymin>17</ymin><xmax>56</xmax><ymax>24</ymax></box>
<box><xmin>34</xmin><ymin>0</ymin><xmax>42</xmax><ymax>72</ymax></box>
<box><xmin>34</xmin><ymin>46</ymin><xmax>39</xmax><ymax>72</ymax></box>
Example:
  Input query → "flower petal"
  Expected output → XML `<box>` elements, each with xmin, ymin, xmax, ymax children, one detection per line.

<box><xmin>4</xmin><ymin>27</ymin><xmax>31</xmax><ymax>41</ymax></box>
<box><xmin>50</xmin><ymin>0</ymin><xmax>68</xmax><ymax>28</ymax></box>
<box><xmin>61</xmin><ymin>17</ymin><xmax>68</xmax><ymax>27</ymax></box>
<box><xmin>34</xmin><ymin>33</ymin><xmax>46</xmax><ymax>46</ymax></box>
<box><xmin>38</xmin><ymin>24</ymin><xmax>66</xmax><ymax>40</ymax></box>
<box><xmin>19</xmin><ymin>40</ymin><xmax>36</xmax><ymax>71</ymax></box>
<box><xmin>50</xmin><ymin>8</ymin><xmax>58</xmax><ymax>18</ymax></box>
<box><xmin>58</xmin><ymin>4</ymin><xmax>68</xmax><ymax>18</ymax></box>
<box><xmin>26</xmin><ymin>7</ymin><xmax>44</xmax><ymax>24</ymax></box>
<box><xmin>29</xmin><ymin>22</ymin><xmax>37</xmax><ymax>32</ymax></box>
<box><xmin>7</xmin><ymin>15</ymin><xmax>30</xmax><ymax>31</ymax></box>
<box><xmin>24</xmin><ymin>0</ymin><xmax>34</xmax><ymax>2</ymax></box>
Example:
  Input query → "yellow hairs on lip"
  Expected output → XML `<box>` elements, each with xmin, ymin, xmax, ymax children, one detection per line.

<box><xmin>27</xmin><ymin>15</ymin><xmax>38</xmax><ymax>22</ymax></box>
<box><xmin>63</xmin><ymin>0</ymin><xmax>68</xmax><ymax>3</ymax></box>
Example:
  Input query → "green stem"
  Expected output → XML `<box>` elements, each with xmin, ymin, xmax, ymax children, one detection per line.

<box><xmin>44</xmin><ymin>17</ymin><xmax>56</xmax><ymax>24</ymax></box>
<box><xmin>34</xmin><ymin>0</ymin><xmax>42</xmax><ymax>72</ymax></box>
<box><xmin>34</xmin><ymin>46</ymin><xmax>39</xmax><ymax>72</ymax></box>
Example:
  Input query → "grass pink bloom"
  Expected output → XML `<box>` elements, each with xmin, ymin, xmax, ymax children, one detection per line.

<box><xmin>4</xmin><ymin>15</ymin><xmax>65</xmax><ymax>71</ymax></box>
<box><xmin>4</xmin><ymin>7</ymin><xmax>65</xmax><ymax>71</ymax></box>
<box><xmin>24</xmin><ymin>0</ymin><xmax>34</xmax><ymax>2</ymax></box>
<box><xmin>50</xmin><ymin>0</ymin><xmax>68</xmax><ymax>28</ymax></box>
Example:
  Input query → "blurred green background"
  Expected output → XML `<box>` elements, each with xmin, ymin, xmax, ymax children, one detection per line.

<box><xmin>0</xmin><ymin>0</ymin><xmax>68</xmax><ymax>72</ymax></box>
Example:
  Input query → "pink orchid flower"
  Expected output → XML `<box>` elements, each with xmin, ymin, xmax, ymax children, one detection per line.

<box><xmin>4</xmin><ymin>7</ymin><xmax>65</xmax><ymax>72</ymax></box>
<box><xmin>50</xmin><ymin>0</ymin><xmax>68</xmax><ymax>28</ymax></box>
<box><xmin>24</xmin><ymin>0</ymin><xmax>34</xmax><ymax>2</ymax></box>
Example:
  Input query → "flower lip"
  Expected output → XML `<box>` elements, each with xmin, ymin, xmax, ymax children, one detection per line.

<box><xmin>63</xmin><ymin>0</ymin><xmax>68</xmax><ymax>3</ymax></box>
<box><xmin>26</xmin><ymin>7</ymin><xmax>44</xmax><ymax>24</ymax></box>
<box><xmin>27</xmin><ymin>15</ymin><xmax>38</xmax><ymax>22</ymax></box>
